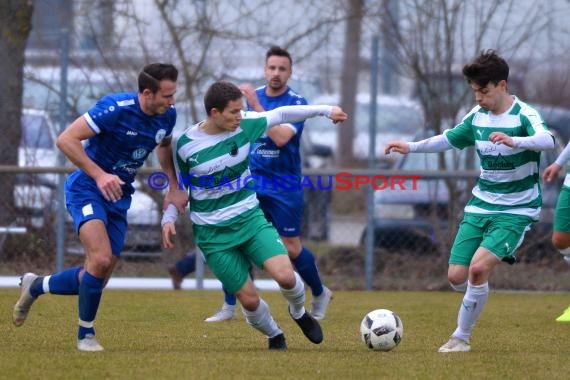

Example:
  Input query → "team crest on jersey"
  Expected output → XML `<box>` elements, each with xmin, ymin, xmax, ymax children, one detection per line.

<box><xmin>229</xmin><ymin>142</ymin><xmax>239</xmax><ymax>156</ymax></box>
<box><xmin>155</xmin><ymin>129</ymin><xmax>167</xmax><ymax>144</ymax></box>
<box><xmin>132</xmin><ymin>148</ymin><xmax>147</xmax><ymax>160</ymax></box>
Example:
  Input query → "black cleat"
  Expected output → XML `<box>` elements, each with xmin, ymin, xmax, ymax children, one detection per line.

<box><xmin>268</xmin><ymin>333</ymin><xmax>287</xmax><ymax>350</ymax></box>
<box><xmin>290</xmin><ymin>309</ymin><xmax>323</xmax><ymax>344</ymax></box>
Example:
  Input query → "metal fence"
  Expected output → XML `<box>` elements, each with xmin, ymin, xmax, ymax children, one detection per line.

<box><xmin>0</xmin><ymin>165</ymin><xmax>566</xmax><ymax>290</ymax></box>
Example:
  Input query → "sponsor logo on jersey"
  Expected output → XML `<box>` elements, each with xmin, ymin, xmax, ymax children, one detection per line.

<box><xmin>132</xmin><ymin>148</ymin><xmax>147</xmax><ymax>160</ymax></box>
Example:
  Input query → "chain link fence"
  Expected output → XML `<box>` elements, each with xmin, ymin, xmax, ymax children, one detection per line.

<box><xmin>1</xmin><ymin>165</ymin><xmax>567</xmax><ymax>273</ymax></box>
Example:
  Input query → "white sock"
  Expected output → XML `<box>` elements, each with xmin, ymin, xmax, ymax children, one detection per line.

<box><xmin>279</xmin><ymin>271</ymin><xmax>306</xmax><ymax>319</ymax></box>
<box><xmin>241</xmin><ymin>298</ymin><xmax>282</xmax><ymax>338</ymax></box>
<box><xmin>222</xmin><ymin>302</ymin><xmax>236</xmax><ymax>311</ymax></box>
<box><xmin>452</xmin><ymin>282</ymin><xmax>489</xmax><ymax>342</ymax></box>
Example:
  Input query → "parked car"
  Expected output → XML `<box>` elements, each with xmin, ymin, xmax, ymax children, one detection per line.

<box><xmin>362</xmin><ymin>125</ymin><xmax>565</xmax><ymax>261</ymax></box>
<box><xmin>304</xmin><ymin>93</ymin><xmax>426</xmax><ymax>163</ymax></box>
<box><xmin>15</xmin><ymin>108</ymin><xmax>163</xmax><ymax>256</ymax></box>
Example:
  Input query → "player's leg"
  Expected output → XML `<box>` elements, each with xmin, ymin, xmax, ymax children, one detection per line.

<box><xmin>440</xmin><ymin>214</ymin><xmax>531</xmax><ymax>353</ymax></box>
<box><xmin>439</xmin><ymin>215</ymin><xmax>483</xmax><ymax>352</ymax></box>
<box><xmin>13</xmin><ymin>179</ymin><xmax>110</xmax><ymax>331</ymax></box>
<box><xmin>263</xmin><ymin>254</ymin><xmax>323</xmax><ymax>344</ymax></box>
<box><xmin>76</xmin><ymin>219</ymin><xmax>119</xmax><ymax>352</ymax></box>
<box><xmin>13</xmin><ymin>266</ymin><xmax>83</xmax><ymax>327</ymax></box>
<box><xmin>551</xmin><ymin>187</ymin><xmax>570</xmax><ymax>264</ymax></box>
<box><xmin>202</xmin><ymin>242</ymin><xmax>284</xmax><ymax>349</ymax></box>
<box><xmin>168</xmin><ymin>250</ymin><xmax>197</xmax><ymax>290</ymax></box>
<box><xmin>245</xmin><ymin>221</ymin><xmax>323</xmax><ymax>344</ymax></box>
<box><xmin>234</xmin><ymin>279</ymin><xmax>285</xmax><ymax>349</ymax></box>
<box><xmin>442</xmin><ymin>247</ymin><xmax>497</xmax><ymax>352</ymax></box>
<box><xmin>259</xmin><ymin>192</ymin><xmax>332</xmax><ymax>319</ymax></box>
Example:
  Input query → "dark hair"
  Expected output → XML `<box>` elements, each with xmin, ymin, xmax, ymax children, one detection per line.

<box><xmin>266</xmin><ymin>45</ymin><xmax>293</xmax><ymax>66</ymax></box>
<box><xmin>203</xmin><ymin>81</ymin><xmax>243</xmax><ymax>116</ymax></box>
<box><xmin>138</xmin><ymin>63</ymin><xmax>178</xmax><ymax>93</ymax></box>
<box><xmin>462</xmin><ymin>49</ymin><xmax>509</xmax><ymax>88</ymax></box>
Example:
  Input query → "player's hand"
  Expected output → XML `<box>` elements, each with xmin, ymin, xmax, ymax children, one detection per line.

<box><xmin>385</xmin><ymin>141</ymin><xmax>410</xmax><ymax>155</ymax></box>
<box><xmin>164</xmin><ymin>188</ymin><xmax>188</xmax><ymax>214</ymax></box>
<box><xmin>162</xmin><ymin>222</ymin><xmax>177</xmax><ymax>249</ymax></box>
<box><xmin>489</xmin><ymin>132</ymin><xmax>514</xmax><ymax>147</ymax></box>
<box><xmin>543</xmin><ymin>163</ymin><xmax>562</xmax><ymax>183</ymax></box>
<box><xmin>239</xmin><ymin>84</ymin><xmax>263</xmax><ymax>112</ymax></box>
<box><xmin>329</xmin><ymin>106</ymin><xmax>348</xmax><ymax>124</ymax></box>
<box><xmin>96</xmin><ymin>173</ymin><xmax>125</xmax><ymax>203</ymax></box>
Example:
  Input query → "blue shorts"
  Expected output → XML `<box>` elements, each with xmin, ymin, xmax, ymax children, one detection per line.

<box><xmin>65</xmin><ymin>171</ymin><xmax>132</xmax><ymax>257</ymax></box>
<box><xmin>257</xmin><ymin>190</ymin><xmax>303</xmax><ymax>237</ymax></box>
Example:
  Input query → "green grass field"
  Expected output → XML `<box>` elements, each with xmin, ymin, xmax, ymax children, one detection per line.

<box><xmin>1</xmin><ymin>289</ymin><xmax>568</xmax><ymax>380</ymax></box>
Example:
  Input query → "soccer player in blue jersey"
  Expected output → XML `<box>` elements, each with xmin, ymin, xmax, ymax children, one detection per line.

<box><xmin>202</xmin><ymin>46</ymin><xmax>332</xmax><ymax>322</ymax></box>
<box><xmin>12</xmin><ymin>63</ymin><xmax>188</xmax><ymax>351</ymax></box>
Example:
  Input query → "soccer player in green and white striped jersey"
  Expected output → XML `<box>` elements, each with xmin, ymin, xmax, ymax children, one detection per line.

<box><xmin>161</xmin><ymin>81</ymin><xmax>347</xmax><ymax>349</ymax></box>
<box><xmin>385</xmin><ymin>50</ymin><xmax>555</xmax><ymax>352</ymax></box>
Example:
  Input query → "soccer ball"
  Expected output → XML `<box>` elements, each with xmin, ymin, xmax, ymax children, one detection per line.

<box><xmin>360</xmin><ymin>309</ymin><xmax>403</xmax><ymax>351</ymax></box>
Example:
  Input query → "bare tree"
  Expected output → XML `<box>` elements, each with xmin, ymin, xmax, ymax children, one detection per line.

<box><xmin>0</xmin><ymin>0</ymin><xmax>34</xmax><ymax>225</ymax></box>
<box><xmin>338</xmin><ymin>0</ymin><xmax>364</xmax><ymax>167</ymax></box>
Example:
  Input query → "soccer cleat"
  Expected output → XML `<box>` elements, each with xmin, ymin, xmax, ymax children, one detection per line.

<box><xmin>289</xmin><ymin>308</ymin><xmax>323</xmax><ymax>344</ymax></box>
<box><xmin>13</xmin><ymin>272</ymin><xmax>39</xmax><ymax>327</ymax></box>
<box><xmin>555</xmin><ymin>306</ymin><xmax>570</xmax><ymax>322</ymax></box>
<box><xmin>204</xmin><ymin>306</ymin><xmax>237</xmax><ymax>322</ymax></box>
<box><xmin>438</xmin><ymin>336</ymin><xmax>471</xmax><ymax>353</ymax></box>
<box><xmin>77</xmin><ymin>333</ymin><xmax>104</xmax><ymax>352</ymax></box>
<box><xmin>311</xmin><ymin>286</ymin><xmax>333</xmax><ymax>320</ymax></box>
<box><xmin>168</xmin><ymin>266</ymin><xmax>183</xmax><ymax>290</ymax></box>
<box><xmin>268</xmin><ymin>333</ymin><xmax>287</xmax><ymax>350</ymax></box>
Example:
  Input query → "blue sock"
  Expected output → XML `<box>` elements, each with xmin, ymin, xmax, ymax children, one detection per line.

<box><xmin>78</xmin><ymin>271</ymin><xmax>104</xmax><ymax>339</ymax></box>
<box><xmin>32</xmin><ymin>266</ymin><xmax>82</xmax><ymax>298</ymax></box>
<box><xmin>223</xmin><ymin>287</ymin><xmax>237</xmax><ymax>306</ymax></box>
<box><xmin>292</xmin><ymin>246</ymin><xmax>323</xmax><ymax>297</ymax></box>
<box><xmin>175</xmin><ymin>252</ymin><xmax>196</xmax><ymax>277</ymax></box>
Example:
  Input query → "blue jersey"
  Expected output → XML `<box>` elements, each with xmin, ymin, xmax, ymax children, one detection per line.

<box><xmin>82</xmin><ymin>92</ymin><xmax>176</xmax><ymax>187</ymax></box>
<box><xmin>248</xmin><ymin>86</ymin><xmax>307</xmax><ymax>192</ymax></box>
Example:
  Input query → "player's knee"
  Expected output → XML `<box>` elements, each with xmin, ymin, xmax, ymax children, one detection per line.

<box><xmin>238</xmin><ymin>294</ymin><xmax>260</xmax><ymax>312</ymax></box>
<box><xmin>272</xmin><ymin>269</ymin><xmax>295</xmax><ymax>289</ymax></box>
<box><xmin>551</xmin><ymin>233</ymin><xmax>570</xmax><ymax>250</ymax></box>
<box><xmin>447</xmin><ymin>269</ymin><xmax>466</xmax><ymax>286</ymax></box>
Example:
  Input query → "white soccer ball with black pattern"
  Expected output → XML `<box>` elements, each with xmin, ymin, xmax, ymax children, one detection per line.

<box><xmin>360</xmin><ymin>309</ymin><xmax>403</xmax><ymax>351</ymax></box>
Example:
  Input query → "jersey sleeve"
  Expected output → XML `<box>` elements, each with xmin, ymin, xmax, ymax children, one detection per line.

<box><xmin>240</xmin><ymin>111</ymin><xmax>269</xmax><ymax>142</ymax></box>
<box><xmin>290</xmin><ymin>96</ymin><xmax>308</xmax><ymax>135</ymax></box>
<box><xmin>444</xmin><ymin>109</ymin><xmax>477</xmax><ymax>149</ymax></box>
<box><xmin>521</xmin><ymin>105</ymin><xmax>549</xmax><ymax>136</ymax></box>
<box><xmin>84</xmin><ymin>95</ymin><xmax>121</xmax><ymax>134</ymax></box>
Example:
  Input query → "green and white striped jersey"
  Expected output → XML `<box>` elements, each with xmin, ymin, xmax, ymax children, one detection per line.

<box><xmin>445</xmin><ymin>97</ymin><xmax>552</xmax><ymax>220</ymax></box>
<box><xmin>174</xmin><ymin>113</ymin><xmax>267</xmax><ymax>227</ymax></box>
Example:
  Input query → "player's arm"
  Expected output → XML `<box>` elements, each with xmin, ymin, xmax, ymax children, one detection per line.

<box><xmin>156</xmin><ymin>138</ymin><xmax>188</xmax><ymax>213</ymax></box>
<box><xmin>263</xmin><ymin>105</ymin><xmax>347</xmax><ymax>128</ymax></box>
<box><xmin>543</xmin><ymin>140</ymin><xmax>570</xmax><ymax>183</ymax></box>
<box><xmin>56</xmin><ymin>115</ymin><xmax>124</xmax><ymax>202</ymax></box>
<box><xmin>239</xmin><ymin>83</ymin><xmax>296</xmax><ymax>147</ymax></box>
<box><xmin>385</xmin><ymin>134</ymin><xmax>452</xmax><ymax>155</ymax></box>
<box><xmin>161</xmin><ymin>203</ymin><xmax>178</xmax><ymax>249</ymax></box>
